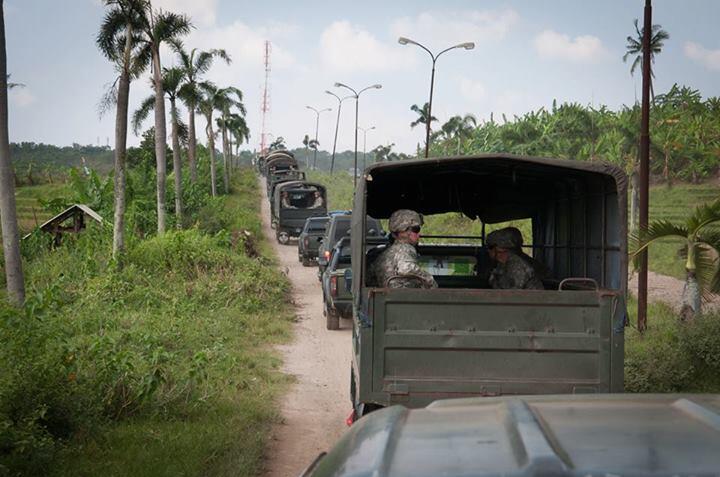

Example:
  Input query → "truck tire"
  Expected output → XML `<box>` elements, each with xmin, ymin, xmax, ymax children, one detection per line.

<box><xmin>276</xmin><ymin>230</ymin><xmax>290</xmax><ymax>245</ymax></box>
<box><xmin>326</xmin><ymin>305</ymin><xmax>340</xmax><ymax>330</ymax></box>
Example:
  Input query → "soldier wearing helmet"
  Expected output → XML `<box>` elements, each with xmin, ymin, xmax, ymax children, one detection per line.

<box><xmin>368</xmin><ymin>209</ymin><xmax>438</xmax><ymax>288</ymax></box>
<box><xmin>486</xmin><ymin>227</ymin><xmax>543</xmax><ymax>290</ymax></box>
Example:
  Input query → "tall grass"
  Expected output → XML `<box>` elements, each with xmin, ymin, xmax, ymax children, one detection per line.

<box><xmin>0</xmin><ymin>169</ymin><xmax>294</xmax><ymax>476</ymax></box>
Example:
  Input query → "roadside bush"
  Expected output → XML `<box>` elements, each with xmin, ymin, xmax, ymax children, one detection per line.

<box><xmin>1</xmin><ymin>169</ymin><xmax>293</xmax><ymax>475</ymax></box>
<box><xmin>625</xmin><ymin>300</ymin><xmax>720</xmax><ymax>393</ymax></box>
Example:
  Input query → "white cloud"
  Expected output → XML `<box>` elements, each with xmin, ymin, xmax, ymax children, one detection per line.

<box><xmin>152</xmin><ymin>0</ymin><xmax>218</xmax><ymax>28</ymax></box>
<box><xmin>319</xmin><ymin>21</ymin><xmax>413</xmax><ymax>73</ymax></box>
<box><xmin>459</xmin><ymin>77</ymin><xmax>487</xmax><ymax>102</ymax></box>
<box><xmin>9</xmin><ymin>88</ymin><xmax>36</xmax><ymax>108</ymax></box>
<box><xmin>391</xmin><ymin>9</ymin><xmax>519</xmax><ymax>48</ymax></box>
<box><xmin>685</xmin><ymin>41</ymin><xmax>720</xmax><ymax>71</ymax></box>
<box><xmin>533</xmin><ymin>30</ymin><xmax>608</xmax><ymax>63</ymax></box>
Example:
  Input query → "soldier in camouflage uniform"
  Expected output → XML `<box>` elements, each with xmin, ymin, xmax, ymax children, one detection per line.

<box><xmin>487</xmin><ymin>227</ymin><xmax>544</xmax><ymax>290</ymax></box>
<box><xmin>503</xmin><ymin>227</ymin><xmax>550</xmax><ymax>280</ymax></box>
<box><xmin>368</xmin><ymin>209</ymin><xmax>438</xmax><ymax>289</ymax></box>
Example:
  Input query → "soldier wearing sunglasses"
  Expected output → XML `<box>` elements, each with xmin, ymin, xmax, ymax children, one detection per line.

<box><xmin>368</xmin><ymin>209</ymin><xmax>438</xmax><ymax>289</ymax></box>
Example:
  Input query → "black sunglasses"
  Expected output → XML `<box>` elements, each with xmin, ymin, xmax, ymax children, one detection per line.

<box><xmin>407</xmin><ymin>225</ymin><xmax>421</xmax><ymax>233</ymax></box>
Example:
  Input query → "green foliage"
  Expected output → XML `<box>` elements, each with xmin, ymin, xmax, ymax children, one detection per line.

<box><xmin>0</xmin><ymin>170</ymin><xmax>293</xmax><ymax>476</ymax></box>
<box><xmin>625</xmin><ymin>299</ymin><xmax>720</xmax><ymax>393</ymax></box>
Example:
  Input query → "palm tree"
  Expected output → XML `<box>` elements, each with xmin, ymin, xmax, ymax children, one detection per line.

<box><xmin>173</xmin><ymin>44</ymin><xmax>229</xmax><ymax>183</ymax></box>
<box><xmin>96</xmin><ymin>0</ymin><xmax>149</xmax><ymax>261</ymax></box>
<box><xmin>308</xmin><ymin>139</ymin><xmax>319</xmax><ymax>169</ymax></box>
<box><xmin>269</xmin><ymin>136</ymin><xmax>286</xmax><ymax>151</ymax></box>
<box><xmin>631</xmin><ymin>199</ymin><xmax>720</xmax><ymax>320</ymax></box>
<box><xmin>226</xmin><ymin>113</ymin><xmax>249</xmax><ymax>167</ymax></box>
<box><xmin>622</xmin><ymin>19</ymin><xmax>669</xmax><ymax>100</ymax></box>
<box><xmin>410</xmin><ymin>103</ymin><xmax>438</xmax><ymax>153</ymax></box>
<box><xmin>302</xmin><ymin>134</ymin><xmax>310</xmax><ymax>168</ymax></box>
<box><xmin>213</xmin><ymin>87</ymin><xmax>245</xmax><ymax>193</ymax></box>
<box><xmin>0</xmin><ymin>1</ymin><xmax>24</xmax><ymax>304</ymax></box>
<box><xmin>196</xmin><ymin>82</ymin><xmax>220</xmax><ymax>196</ymax></box>
<box><xmin>131</xmin><ymin>66</ymin><xmax>185</xmax><ymax>227</ymax></box>
<box><xmin>134</xmin><ymin>2</ymin><xmax>191</xmax><ymax>233</ymax></box>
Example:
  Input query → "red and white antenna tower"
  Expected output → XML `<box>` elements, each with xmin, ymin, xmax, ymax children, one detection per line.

<box><xmin>259</xmin><ymin>40</ymin><xmax>272</xmax><ymax>154</ymax></box>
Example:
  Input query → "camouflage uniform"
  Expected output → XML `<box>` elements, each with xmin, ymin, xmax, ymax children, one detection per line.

<box><xmin>310</xmin><ymin>194</ymin><xmax>324</xmax><ymax>209</ymax></box>
<box><xmin>368</xmin><ymin>209</ymin><xmax>438</xmax><ymax>289</ymax></box>
<box><xmin>487</xmin><ymin>227</ymin><xmax>544</xmax><ymax>290</ymax></box>
<box><xmin>489</xmin><ymin>253</ymin><xmax>544</xmax><ymax>290</ymax></box>
<box><xmin>502</xmin><ymin>226</ymin><xmax>550</xmax><ymax>280</ymax></box>
<box><xmin>369</xmin><ymin>242</ymin><xmax>438</xmax><ymax>288</ymax></box>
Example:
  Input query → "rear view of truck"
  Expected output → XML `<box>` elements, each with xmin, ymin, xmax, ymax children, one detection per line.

<box><xmin>350</xmin><ymin>155</ymin><xmax>628</xmax><ymax>416</ymax></box>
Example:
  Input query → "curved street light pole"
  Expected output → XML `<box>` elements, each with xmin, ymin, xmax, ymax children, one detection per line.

<box><xmin>325</xmin><ymin>91</ymin><xmax>354</xmax><ymax>175</ymax></box>
<box><xmin>398</xmin><ymin>37</ymin><xmax>474</xmax><ymax>158</ymax></box>
<box><xmin>306</xmin><ymin>105</ymin><xmax>331</xmax><ymax>170</ymax></box>
<box><xmin>358</xmin><ymin>126</ymin><xmax>376</xmax><ymax>171</ymax></box>
<box><xmin>335</xmin><ymin>82</ymin><xmax>382</xmax><ymax>186</ymax></box>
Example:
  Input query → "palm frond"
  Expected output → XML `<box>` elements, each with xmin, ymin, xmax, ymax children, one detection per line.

<box><xmin>132</xmin><ymin>94</ymin><xmax>156</xmax><ymax>135</ymax></box>
<box><xmin>630</xmin><ymin>219</ymin><xmax>688</xmax><ymax>258</ymax></box>
<box><xmin>153</xmin><ymin>11</ymin><xmax>192</xmax><ymax>43</ymax></box>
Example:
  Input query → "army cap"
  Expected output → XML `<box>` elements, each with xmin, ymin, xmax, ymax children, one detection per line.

<box><xmin>388</xmin><ymin>209</ymin><xmax>424</xmax><ymax>233</ymax></box>
<box><xmin>486</xmin><ymin>227</ymin><xmax>523</xmax><ymax>249</ymax></box>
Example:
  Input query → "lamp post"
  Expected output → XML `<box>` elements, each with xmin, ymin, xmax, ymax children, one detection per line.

<box><xmin>326</xmin><ymin>90</ymin><xmax>354</xmax><ymax>175</ymax></box>
<box><xmin>358</xmin><ymin>126</ymin><xmax>375</xmax><ymax>171</ymax></box>
<box><xmin>334</xmin><ymin>82</ymin><xmax>382</xmax><ymax>186</ymax></box>
<box><xmin>398</xmin><ymin>36</ymin><xmax>474</xmax><ymax>158</ymax></box>
<box><xmin>306</xmin><ymin>105</ymin><xmax>331</xmax><ymax>170</ymax></box>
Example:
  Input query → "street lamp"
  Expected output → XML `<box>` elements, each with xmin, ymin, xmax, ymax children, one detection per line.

<box><xmin>325</xmin><ymin>90</ymin><xmax>354</xmax><ymax>175</ymax></box>
<box><xmin>334</xmin><ymin>82</ymin><xmax>382</xmax><ymax>186</ymax></box>
<box><xmin>358</xmin><ymin>126</ymin><xmax>376</xmax><ymax>172</ymax></box>
<box><xmin>398</xmin><ymin>36</ymin><xmax>474</xmax><ymax>158</ymax></box>
<box><xmin>306</xmin><ymin>105</ymin><xmax>332</xmax><ymax>170</ymax></box>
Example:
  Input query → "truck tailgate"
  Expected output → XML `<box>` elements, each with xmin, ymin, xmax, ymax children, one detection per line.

<box><xmin>369</xmin><ymin>288</ymin><xmax>624</xmax><ymax>405</ymax></box>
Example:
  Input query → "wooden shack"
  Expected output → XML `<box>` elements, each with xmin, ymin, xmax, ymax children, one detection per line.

<box><xmin>24</xmin><ymin>204</ymin><xmax>104</xmax><ymax>245</ymax></box>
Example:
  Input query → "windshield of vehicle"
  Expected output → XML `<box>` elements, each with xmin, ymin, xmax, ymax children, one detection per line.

<box><xmin>306</xmin><ymin>218</ymin><xmax>329</xmax><ymax>232</ymax></box>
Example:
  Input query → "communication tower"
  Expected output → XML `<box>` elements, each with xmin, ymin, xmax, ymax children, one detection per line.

<box><xmin>259</xmin><ymin>41</ymin><xmax>271</xmax><ymax>154</ymax></box>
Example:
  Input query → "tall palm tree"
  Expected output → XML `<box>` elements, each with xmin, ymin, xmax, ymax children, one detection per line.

<box><xmin>96</xmin><ymin>0</ymin><xmax>149</xmax><ymax>261</ymax></box>
<box><xmin>0</xmin><ymin>1</ymin><xmax>24</xmax><ymax>304</ymax></box>
<box><xmin>410</xmin><ymin>103</ymin><xmax>438</xmax><ymax>153</ymax></box>
<box><xmin>631</xmin><ymin>199</ymin><xmax>720</xmax><ymax>320</ymax></box>
<box><xmin>302</xmin><ymin>134</ymin><xmax>310</xmax><ymax>168</ymax></box>
<box><xmin>133</xmin><ymin>2</ymin><xmax>191</xmax><ymax>233</ymax></box>
<box><xmin>622</xmin><ymin>18</ymin><xmax>669</xmax><ymax>101</ymax></box>
<box><xmin>197</xmin><ymin>82</ymin><xmax>219</xmax><ymax>196</ymax></box>
<box><xmin>132</xmin><ymin>66</ymin><xmax>185</xmax><ymax>227</ymax></box>
<box><xmin>226</xmin><ymin>112</ymin><xmax>249</xmax><ymax>167</ymax></box>
<box><xmin>173</xmin><ymin>44</ymin><xmax>229</xmax><ymax>183</ymax></box>
<box><xmin>213</xmin><ymin>87</ymin><xmax>244</xmax><ymax>193</ymax></box>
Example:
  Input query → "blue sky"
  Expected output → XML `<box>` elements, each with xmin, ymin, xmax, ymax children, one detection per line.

<box><xmin>5</xmin><ymin>0</ymin><xmax>720</xmax><ymax>154</ymax></box>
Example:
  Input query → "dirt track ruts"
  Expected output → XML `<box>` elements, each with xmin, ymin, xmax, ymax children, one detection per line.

<box><xmin>260</xmin><ymin>179</ymin><xmax>351</xmax><ymax>477</ymax></box>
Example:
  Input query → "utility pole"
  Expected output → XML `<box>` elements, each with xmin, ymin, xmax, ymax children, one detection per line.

<box><xmin>638</xmin><ymin>0</ymin><xmax>652</xmax><ymax>331</ymax></box>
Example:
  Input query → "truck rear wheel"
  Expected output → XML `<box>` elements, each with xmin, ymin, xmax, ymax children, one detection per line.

<box><xmin>326</xmin><ymin>305</ymin><xmax>340</xmax><ymax>330</ymax></box>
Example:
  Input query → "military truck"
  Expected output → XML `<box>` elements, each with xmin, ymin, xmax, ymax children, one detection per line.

<box><xmin>348</xmin><ymin>155</ymin><xmax>627</xmax><ymax>418</ymax></box>
<box><xmin>321</xmin><ymin>237</ymin><xmax>353</xmax><ymax>330</ymax></box>
<box><xmin>302</xmin><ymin>393</ymin><xmax>720</xmax><ymax>477</ymax></box>
<box><xmin>272</xmin><ymin>181</ymin><xmax>328</xmax><ymax>244</ymax></box>
<box><xmin>298</xmin><ymin>216</ymin><xmax>330</xmax><ymax>266</ymax></box>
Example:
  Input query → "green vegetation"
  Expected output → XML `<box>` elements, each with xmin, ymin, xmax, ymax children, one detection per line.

<box><xmin>625</xmin><ymin>298</ymin><xmax>720</xmax><ymax>393</ymax></box>
<box><xmin>0</xmin><ymin>169</ymin><xmax>293</xmax><ymax>476</ymax></box>
<box><xmin>14</xmin><ymin>183</ymin><xmax>71</xmax><ymax>233</ymax></box>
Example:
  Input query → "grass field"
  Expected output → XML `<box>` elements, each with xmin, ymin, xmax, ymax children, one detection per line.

<box><xmin>14</xmin><ymin>183</ymin><xmax>70</xmax><ymax>232</ymax></box>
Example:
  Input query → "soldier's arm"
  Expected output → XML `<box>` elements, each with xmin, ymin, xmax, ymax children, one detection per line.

<box><xmin>396</xmin><ymin>249</ymin><xmax>438</xmax><ymax>288</ymax></box>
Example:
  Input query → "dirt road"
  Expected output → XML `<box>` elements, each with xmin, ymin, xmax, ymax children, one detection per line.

<box><xmin>260</xmin><ymin>182</ymin><xmax>351</xmax><ymax>477</ymax></box>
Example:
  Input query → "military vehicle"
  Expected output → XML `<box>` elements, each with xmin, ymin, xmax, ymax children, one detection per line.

<box><xmin>317</xmin><ymin>214</ymin><xmax>383</xmax><ymax>279</ymax></box>
<box><xmin>267</xmin><ymin>169</ymin><xmax>307</xmax><ymax>200</ymax></box>
<box><xmin>263</xmin><ymin>151</ymin><xmax>297</xmax><ymax>177</ymax></box>
<box><xmin>302</xmin><ymin>393</ymin><xmax>720</xmax><ymax>477</ymax></box>
<box><xmin>348</xmin><ymin>155</ymin><xmax>627</xmax><ymax>418</ymax></box>
<box><xmin>321</xmin><ymin>237</ymin><xmax>352</xmax><ymax>330</ymax></box>
<box><xmin>272</xmin><ymin>181</ymin><xmax>327</xmax><ymax>244</ymax></box>
<box><xmin>298</xmin><ymin>216</ymin><xmax>330</xmax><ymax>266</ymax></box>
